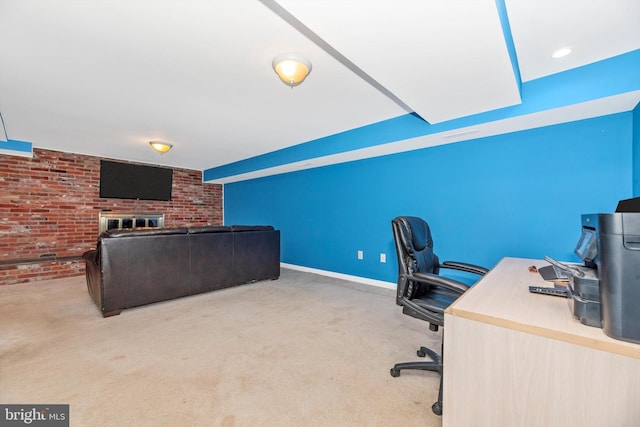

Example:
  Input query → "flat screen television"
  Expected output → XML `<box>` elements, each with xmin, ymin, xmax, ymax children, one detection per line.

<box><xmin>99</xmin><ymin>160</ymin><xmax>173</xmax><ymax>201</ymax></box>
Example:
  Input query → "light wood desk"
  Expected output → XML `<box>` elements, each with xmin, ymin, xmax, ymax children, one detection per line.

<box><xmin>443</xmin><ymin>257</ymin><xmax>640</xmax><ymax>427</ymax></box>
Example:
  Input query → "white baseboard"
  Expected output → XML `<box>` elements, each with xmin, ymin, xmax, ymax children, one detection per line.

<box><xmin>281</xmin><ymin>263</ymin><xmax>396</xmax><ymax>290</ymax></box>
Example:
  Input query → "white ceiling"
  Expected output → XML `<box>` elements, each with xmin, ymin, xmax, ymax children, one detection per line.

<box><xmin>0</xmin><ymin>0</ymin><xmax>639</xmax><ymax>175</ymax></box>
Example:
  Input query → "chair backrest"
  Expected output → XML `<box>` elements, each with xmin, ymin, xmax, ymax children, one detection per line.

<box><xmin>392</xmin><ymin>216</ymin><xmax>442</xmax><ymax>301</ymax></box>
<box><xmin>393</xmin><ymin>216</ymin><xmax>440</xmax><ymax>274</ymax></box>
<box><xmin>391</xmin><ymin>216</ymin><xmax>455</xmax><ymax>331</ymax></box>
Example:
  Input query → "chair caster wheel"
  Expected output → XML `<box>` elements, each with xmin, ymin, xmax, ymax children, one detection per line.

<box><xmin>390</xmin><ymin>368</ymin><xmax>400</xmax><ymax>377</ymax></box>
<box><xmin>431</xmin><ymin>401</ymin><xmax>442</xmax><ymax>416</ymax></box>
<box><xmin>417</xmin><ymin>349</ymin><xmax>426</xmax><ymax>357</ymax></box>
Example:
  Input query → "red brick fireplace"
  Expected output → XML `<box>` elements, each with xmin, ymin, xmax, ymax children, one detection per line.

<box><xmin>0</xmin><ymin>148</ymin><xmax>222</xmax><ymax>285</ymax></box>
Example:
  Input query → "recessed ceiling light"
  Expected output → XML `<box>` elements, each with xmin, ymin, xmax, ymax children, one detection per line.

<box><xmin>551</xmin><ymin>47</ymin><xmax>572</xmax><ymax>59</ymax></box>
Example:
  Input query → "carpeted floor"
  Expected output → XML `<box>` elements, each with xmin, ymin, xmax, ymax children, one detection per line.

<box><xmin>0</xmin><ymin>269</ymin><xmax>443</xmax><ymax>427</ymax></box>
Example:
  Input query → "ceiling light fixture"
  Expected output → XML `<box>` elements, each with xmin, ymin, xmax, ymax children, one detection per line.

<box><xmin>149</xmin><ymin>141</ymin><xmax>173</xmax><ymax>154</ymax></box>
<box><xmin>272</xmin><ymin>53</ymin><xmax>312</xmax><ymax>88</ymax></box>
<box><xmin>551</xmin><ymin>47</ymin><xmax>572</xmax><ymax>59</ymax></box>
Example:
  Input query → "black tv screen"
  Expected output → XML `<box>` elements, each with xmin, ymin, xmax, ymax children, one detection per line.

<box><xmin>100</xmin><ymin>160</ymin><xmax>173</xmax><ymax>201</ymax></box>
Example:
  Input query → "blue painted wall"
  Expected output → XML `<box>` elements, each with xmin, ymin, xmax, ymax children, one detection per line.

<box><xmin>0</xmin><ymin>139</ymin><xmax>32</xmax><ymax>155</ymax></box>
<box><xmin>225</xmin><ymin>112</ymin><xmax>633</xmax><ymax>283</ymax></box>
<box><xmin>633</xmin><ymin>103</ymin><xmax>640</xmax><ymax>196</ymax></box>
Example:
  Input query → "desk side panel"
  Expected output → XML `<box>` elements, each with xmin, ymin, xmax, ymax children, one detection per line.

<box><xmin>443</xmin><ymin>314</ymin><xmax>640</xmax><ymax>427</ymax></box>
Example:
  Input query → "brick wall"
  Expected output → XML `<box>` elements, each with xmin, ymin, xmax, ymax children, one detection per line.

<box><xmin>0</xmin><ymin>148</ymin><xmax>223</xmax><ymax>285</ymax></box>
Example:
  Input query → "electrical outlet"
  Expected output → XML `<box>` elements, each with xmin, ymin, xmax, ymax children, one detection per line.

<box><xmin>357</xmin><ymin>250</ymin><xmax>364</xmax><ymax>260</ymax></box>
<box><xmin>380</xmin><ymin>253</ymin><xmax>386</xmax><ymax>263</ymax></box>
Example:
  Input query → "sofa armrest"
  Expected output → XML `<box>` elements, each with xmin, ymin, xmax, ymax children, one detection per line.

<box><xmin>82</xmin><ymin>249</ymin><xmax>99</xmax><ymax>265</ymax></box>
<box><xmin>83</xmin><ymin>249</ymin><xmax>103</xmax><ymax>311</ymax></box>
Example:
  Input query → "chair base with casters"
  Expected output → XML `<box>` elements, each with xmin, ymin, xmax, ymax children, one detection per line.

<box><xmin>390</xmin><ymin>338</ymin><xmax>444</xmax><ymax>415</ymax></box>
<box><xmin>390</xmin><ymin>346</ymin><xmax>441</xmax><ymax>377</ymax></box>
<box><xmin>389</xmin><ymin>216</ymin><xmax>488</xmax><ymax>416</ymax></box>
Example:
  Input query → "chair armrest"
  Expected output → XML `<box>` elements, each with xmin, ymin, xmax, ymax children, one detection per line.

<box><xmin>441</xmin><ymin>260</ymin><xmax>489</xmax><ymax>276</ymax></box>
<box><xmin>399</xmin><ymin>272</ymin><xmax>470</xmax><ymax>325</ymax></box>
<box><xmin>401</xmin><ymin>298</ymin><xmax>446</xmax><ymax>320</ymax></box>
<box><xmin>410</xmin><ymin>271</ymin><xmax>470</xmax><ymax>294</ymax></box>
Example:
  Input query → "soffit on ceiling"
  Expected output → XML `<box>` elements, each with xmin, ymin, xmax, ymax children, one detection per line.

<box><xmin>0</xmin><ymin>0</ymin><xmax>638</xmax><ymax>175</ymax></box>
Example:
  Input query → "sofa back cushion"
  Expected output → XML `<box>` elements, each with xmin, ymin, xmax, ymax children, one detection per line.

<box><xmin>189</xmin><ymin>231</ymin><xmax>235</xmax><ymax>293</ymax></box>
<box><xmin>100</xmin><ymin>231</ymin><xmax>191</xmax><ymax>311</ymax></box>
<box><xmin>187</xmin><ymin>225</ymin><xmax>232</xmax><ymax>234</ymax></box>
<box><xmin>102</xmin><ymin>227</ymin><xmax>188</xmax><ymax>238</ymax></box>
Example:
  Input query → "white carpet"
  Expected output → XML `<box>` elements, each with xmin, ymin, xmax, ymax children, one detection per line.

<box><xmin>0</xmin><ymin>269</ymin><xmax>443</xmax><ymax>427</ymax></box>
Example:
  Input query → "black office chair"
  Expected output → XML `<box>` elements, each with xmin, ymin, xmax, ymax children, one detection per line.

<box><xmin>390</xmin><ymin>216</ymin><xmax>488</xmax><ymax>415</ymax></box>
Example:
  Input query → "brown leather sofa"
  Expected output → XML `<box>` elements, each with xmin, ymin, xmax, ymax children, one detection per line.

<box><xmin>82</xmin><ymin>225</ymin><xmax>280</xmax><ymax>317</ymax></box>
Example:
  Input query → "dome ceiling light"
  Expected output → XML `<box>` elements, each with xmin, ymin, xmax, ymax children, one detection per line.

<box><xmin>272</xmin><ymin>53</ymin><xmax>312</xmax><ymax>88</ymax></box>
<box><xmin>149</xmin><ymin>141</ymin><xmax>173</xmax><ymax>154</ymax></box>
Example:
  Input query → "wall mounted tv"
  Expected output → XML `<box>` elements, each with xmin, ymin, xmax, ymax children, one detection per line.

<box><xmin>99</xmin><ymin>160</ymin><xmax>173</xmax><ymax>201</ymax></box>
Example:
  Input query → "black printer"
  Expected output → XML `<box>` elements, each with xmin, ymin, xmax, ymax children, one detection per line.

<box><xmin>571</xmin><ymin>207</ymin><xmax>640</xmax><ymax>344</ymax></box>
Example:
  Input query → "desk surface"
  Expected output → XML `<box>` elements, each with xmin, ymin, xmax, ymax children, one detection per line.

<box><xmin>446</xmin><ymin>256</ymin><xmax>640</xmax><ymax>359</ymax></box>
